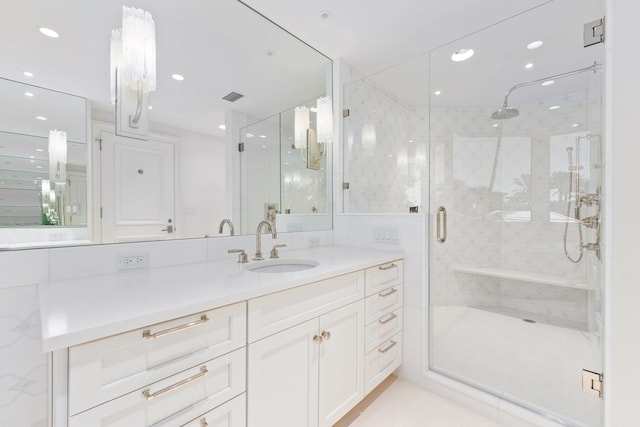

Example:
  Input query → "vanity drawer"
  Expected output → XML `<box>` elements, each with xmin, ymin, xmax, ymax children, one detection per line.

<box><xmin>69</xmin><ymin>302</ymin><xmax>246</xmax><ymax>415</ymax></box>
<box><xmin>365</xmin><ymin>332</ymin><xmax>403</xmax><ymax>395</ymax></box>
<box><xmin>365</xmin><ymin>308</ymin><xmax>403</xmax><ymax>353</ymax></box>
<box><xmin>365</xmin><ymin>285</ymin><xmax>403</xmax><ymax>324</ymax></box>
<box><xmin>182</xmin><ymin>393</ymin><xmax>245</xmax><ymax>427</ymax></box>
<box><xmin>69</xmin><ymin>348</ymin><xmax>246</xmax><ymax>427</ymax></box>
<box><xmin>364</xmin><ymin>260</ymin><xmax>403</xmax><ymax>297</ymax></box>
<box><xmin>248</xmin><ymin>270</ymin><xmax>364</xmax><ymax>342</ymax></box>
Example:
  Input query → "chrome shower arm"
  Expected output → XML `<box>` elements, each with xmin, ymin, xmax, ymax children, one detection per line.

<box><xmin>500</xmin><ymin>62</ymin><xmax>601</xmax><ymax>109</ymax></box>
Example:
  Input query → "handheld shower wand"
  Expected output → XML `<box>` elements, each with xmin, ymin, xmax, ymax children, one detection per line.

<box><xmin>563</xmin><ymin>147</ymin><xmax>584</xmax><ymax>263</ymax></box>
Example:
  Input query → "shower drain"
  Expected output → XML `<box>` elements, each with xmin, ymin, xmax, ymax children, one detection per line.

<box><xmin>522</xmin><ymin>318</ymin><xmax>537</xmax><ymax>323</ymax></box>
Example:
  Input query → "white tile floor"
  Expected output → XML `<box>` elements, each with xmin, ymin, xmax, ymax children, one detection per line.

<box><xmin>334</xmin><ymin>376</ymin><xmax>502</xmax><ymax>427</ymax></box>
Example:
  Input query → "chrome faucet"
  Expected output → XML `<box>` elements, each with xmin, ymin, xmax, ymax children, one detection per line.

<box><xmin>218</xmin><ymin>218</ymin><xmax>235</xmax><ymax>236</ymax></box>
<box><xmin>254</xmin><ymin>220</ymin><xmax>277</xmax><ymax>261</ymax></box>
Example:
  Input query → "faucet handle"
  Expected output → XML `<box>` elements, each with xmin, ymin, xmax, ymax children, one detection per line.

<box><xmin>270</xmin><ymin>244</ymin><xmax>287</xmax><ymax>259</ymax></box>
<box><xmin>228</xmin><ymin>249</ymin><xmax>248</xmax><ymax>263</ymax></box>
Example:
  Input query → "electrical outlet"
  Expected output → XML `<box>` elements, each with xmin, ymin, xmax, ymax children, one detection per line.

<box><xmin>117</xmin><ymin>253</ymin><xmax>150</xmax><ymax>269</ymax></box>
<box><xmin>373</xmin><ymin>226</ymin><xmax>399</xmax><ymax>244</ymax></box>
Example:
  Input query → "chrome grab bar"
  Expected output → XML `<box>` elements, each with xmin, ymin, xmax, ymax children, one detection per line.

<box><xmin>378</xmin><ymin>288</ymin><xmax>398</xmax><ymax>298</ymax></box>
<box><xmin>436</xmin><ymin>206</ymin><xmax>447</xmax><ymax>243</ymax></box>
<box><xmin>378</xmin><ymin>313</ymin><xmax>397</xmax><ymax>325</ymax></box>
<box><xmin>378</xmin><ymin>340</ymin><xmax>397</xmax><ymax>354</ymax></box>
<box><xmin>143</xmin><ymin>314</ymin><xmax>209</xmax><ymax>340</ymax></box>
<box><xmin>142</xmin><ymin>366</ymin><xmax>208</xmax><ymax>401</ymax></box>
<box><xmin>378</xmin><ymin>263</ymin><xmax>397</xmax><ymax>271</ymax></box>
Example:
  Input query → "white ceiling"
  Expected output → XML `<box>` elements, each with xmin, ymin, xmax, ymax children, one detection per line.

<box><xmin>241</xmin><ymin>0</ymin><xmax>553</xmax><ymax>77</ymax></box>
<box><xmin>1</xmin><ymin>0</ymin><xmax>605</xmax><ymax>141</ymax></box>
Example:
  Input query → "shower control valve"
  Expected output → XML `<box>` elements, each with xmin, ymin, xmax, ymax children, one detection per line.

<box><xmin>580</xmin><ymin>216</ymin><xmax>600</xmax><ymax>230</ymax></box>
<box><xmin>579</xmin><ymin>193</ymin><xmax>600</xmax><ymax>207</ymax></box>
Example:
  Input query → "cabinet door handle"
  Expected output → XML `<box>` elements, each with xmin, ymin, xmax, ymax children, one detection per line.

<box><xmin>378</xmin><ymin>288</ymin><xmax>398</xmax><ymax>298</ymax></box>
<box><xmin>378</xmin><ymin>263</ymin><xmax>397</xmax><ymax>271</ymax></box>
<box><xmin>378</xmin><ymin>313</ymin><xmax>397</xmax><ymax>325</ymax></box>
<box><xmin>143</xmin><ymin>314</ymin><xmax>209</xmax><ymax>340</ymax></box>
<box><xmin>142</xmin><ymin>366</ymin><xmax>208</xmax><ymax>401</ymax></box>
<box><xmin>378</xmin><ymin>340</ymin><xmax>397</xmax><ymax>354</ymax></box>
<box><xmin>321</xmin><ymin>330</ymin><xmax>331</xmax><ymax>341</ymax></box>
<box><xmin>313</xmin><ymin>335</ymin><xmax>323</xmax><ymax>344</ymax></box>
<box><xmin>200</xmin><ymin>418</ymin><xmax>209</xmax><ymax>427</ymax></box>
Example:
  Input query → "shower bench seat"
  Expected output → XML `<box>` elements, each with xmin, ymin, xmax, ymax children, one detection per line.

<box><xmin>454</xmin><ymin>267</ymin><xmax>594</xmax><ymax>291</ymax></box>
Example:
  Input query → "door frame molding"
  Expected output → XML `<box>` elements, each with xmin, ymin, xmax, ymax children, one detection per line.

<box><xmin>91</xmin><ymin>121</ymin><xmax>182</xmax><ymax>244</ymax></box>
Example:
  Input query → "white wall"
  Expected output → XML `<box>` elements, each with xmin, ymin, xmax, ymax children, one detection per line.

<box><xmin>604</xmin><ymin>0</ymin><xmax>640</xmax><ymax>424</ymax></box>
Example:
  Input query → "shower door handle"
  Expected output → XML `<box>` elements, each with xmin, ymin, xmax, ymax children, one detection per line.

<box><xmin>436</xmin><ymin>206</ymin><xmax>447</xmax><ymax>243</ymax></box>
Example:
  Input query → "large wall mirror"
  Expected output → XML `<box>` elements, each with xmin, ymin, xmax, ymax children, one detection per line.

<box><xmin>0</xmin><ymin>0</ymin><xmax>332</xmax><ymax>248</ymax></box>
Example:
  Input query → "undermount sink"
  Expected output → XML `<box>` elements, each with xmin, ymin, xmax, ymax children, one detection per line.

<box><xmin>246</xmin><ymin>259</ymin><xmax>319</xmax><ymax>273</ymax></box>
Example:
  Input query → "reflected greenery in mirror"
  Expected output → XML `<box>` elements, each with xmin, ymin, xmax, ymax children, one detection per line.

<box><xmin>0</xmin><ymin>0</ymin><xmax>332</xmax><ymax>248</ymax></box>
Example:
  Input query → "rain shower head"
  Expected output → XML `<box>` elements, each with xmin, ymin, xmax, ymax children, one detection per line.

<box><xmin>491</xmin><ymin>107</ymin><xmax>519</xmax><ymax>120</ymax></box>
<box><xmin>490</xmin><ymin>62</ymin><xmax>601</xmax><ymax>121</ymax></box>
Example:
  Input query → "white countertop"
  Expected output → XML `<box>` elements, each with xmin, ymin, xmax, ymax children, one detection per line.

<box><xmin>38</xmin><ymin>245</ymin><xmax>403</xmax><ymax>352</ymax></box>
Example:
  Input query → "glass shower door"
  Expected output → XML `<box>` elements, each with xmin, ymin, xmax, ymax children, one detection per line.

<box><xmin>428</xmin><ymin>1</ymin><xmax>604</xmax><ymax>425</ymax></box>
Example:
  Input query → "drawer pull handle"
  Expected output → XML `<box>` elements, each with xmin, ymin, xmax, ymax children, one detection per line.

<box><xmin>379</xmin><ymin>263</ymin><xmax>397</xmax><ymax>271</ymax></box>
<box><xmin>378</xmin><ymin>313</ymin><xmax>398</xmax><ymax>325</ymax></box>
<box><xmin>378</xmin><ymin>340</ymin><xmax>397</xmax><ymax>354</ymax></box>
<box><xmin>143</xmin><ymin>314</ymin><xmax>209</xmax><ymax>340</ymax></box>
<box><xmin>200</xmin><ymin>418</ymin><xmax>209</xmax><ymax>427</ymax></box>
<box><xmin>378</xmin><ymin>288</ymin><xmax>398</xmax><ymax>298</ymax></box>
<box><xmin>142</xmin><ymin>366</ymin><xmax>208</xmax><ymax>401</ymax></box>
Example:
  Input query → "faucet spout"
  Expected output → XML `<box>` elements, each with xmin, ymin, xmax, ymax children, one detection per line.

<box><xmin>254</xmin><ymin>220</ymin><xmax>276</xmax><ymax>261</ymax></box>
<box><xmin>218</xmin><ymin>219</ymin><xmax>235</xmax><ymax>236</ymax></box>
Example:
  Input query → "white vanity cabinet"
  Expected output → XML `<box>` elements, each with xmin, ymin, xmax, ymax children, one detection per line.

<box><xmin>66</xmin><ymin>302</ymin><xmax>247</xmax><ymax>427</ymax></box>
<box><xmin>247</xmin><ymin>272</ymin><xmax>365</xmax><ymax>427</ymax></box>
<box><xmin>46</xmin><ymin>249</ymin><xmax>405</xmax><ymax>427</ymax></box>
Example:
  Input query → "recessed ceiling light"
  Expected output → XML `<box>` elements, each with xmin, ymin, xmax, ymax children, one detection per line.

<box><xmin>408</xmin><ymin>140</ymin><xmax>414</xmax><ymax>143</ymax></box>
<box><xmin>572</xmin><ymin>123</ymin><xmax>579</xmax><ymax>127</ymax></box>
<box><xmin>549</xmin><ymin>105</ymin><xmax>560</xmax><ymax>110</ymax></box>
<box><xmin>23</xmin><ymin>71</ymin><xmax>34</xmax><ymax>77</ymax></box>
<box><xmin>319</xmin><ymin>10</ymin><xmax>331</xmax><ymax>20</ymax></box>
<box><xmin>30</xmin><ymin>159</ymin><xmax>35</xmax><ymax>163</ymax></box>
<box><xmin>218</xmin><ymin>124</ymin><xmax>226</xmax><ymax>130</ymax></box>
<box><xmin>261</xmin><ymin>145</ymin><xmax>267</xmax><ymax>148</ymax></box>
<box><xmin>284</xmin><ymin>162</ymin><xmax>290</xmax><ymax>165</ymax></box>
<box><xmin>171</xmin><ymin>74</ymin><xmax>185</xmax><ymax>81</ymax></box>
<box><xmin>25</xmin><ymin>92</ymin><xmax>34</xmax><ymax>97</ymax></box>
<box><xmin>259</xmin><ymin>135</ymin><xmax>267</xmax><ymax>138</ymax></box>
<box><xmin>387</xmin><ymin>154</ymin><xmax>394</xmax><ymax>158</ymax></box>
<box><xmin>148</xmin><ymin>105</ymin><xmax>153</xmax><ymax>110</ymax></box>
<box><xmin>245</xmin><ymin>133</ymin><xmax>254</xmax><ymax>138</ymax></box>
<box><xmin>492</xmin><ymin>123</ymin><xmax>499</xmax><ymax>127</ymax></box>
<box><xmin>35</xmin><ymin>148</ymin><xmax>44</xmax><ymax>152</ymax></box>
<box><xmin>434</xmin><ymin>90</ymin><xmax>441</xmax><ymax>96</ymax></box>
<box><xmin>36</xmin><ymin>116</ymin><xmax>47</xmax><ymax>120</ymax></box>
<box><xmin>525</xmin><ymin>63</ymin><xmax>534</xmax><ymax>69</ymax></box>
<box><xmin>39</xmin><ymin>27</ymin><xmax>59</xmax><ymax>38</ymax></box>
<box><xmin>541</xmin><ymin>80</ymin><xmax>555</xmax><ymax>87</ymax></box>
<box><xmin>36</xmin><ymin>165</ymin><xmax>43</xmax><ymax>169</ymax></box>
<box><xmin>527</xmin><ymin>40</ymin><xmax>543</xmax><ymax>50</ymax></box>
<box><xmin>451</xmin><ymin>49</ymin><xmax>474</xmax><ymax>62</ymax></box>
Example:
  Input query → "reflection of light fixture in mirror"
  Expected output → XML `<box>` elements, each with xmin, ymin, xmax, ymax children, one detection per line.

<box><xmin>111</xmin><ymin>6</ymin><xmax>156</xmax><ymax>140</ymax></box>
<box><xmin>316</xmin><ymin>96</ymin><xmax>333</xmax><ymax>144</ymax></box>
<box><xmin>294</xmin><ymin>106</ymin><xmax>309</xmax><ymax>149</ymax></box>
<box><xmin>48</xmin><ymin>130</ymin><xmax>67</xmax><ymax>186</ymax></box>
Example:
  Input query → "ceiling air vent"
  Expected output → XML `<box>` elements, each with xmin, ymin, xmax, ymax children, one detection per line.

<box><xmin>222</xmin><ymin>92</ymin><xmax>244</xmax><ymax>102</ymax></box>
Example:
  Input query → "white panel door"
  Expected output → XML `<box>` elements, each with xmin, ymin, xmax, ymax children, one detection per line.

<box><xmin>318</xmin><ymin>300</ymin><xmax>365</xmax><ymax>427</ymax></box>
<box><xmin>101</xmin><ymin>130</ymin><xmax>175</xmax><ymax>243</ymax></box>
<box><xmin>247</xmin><ymin>318</ymin><xmax>320</xmax><ymax>427</ymax></box>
